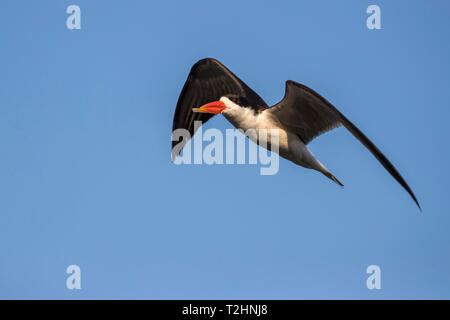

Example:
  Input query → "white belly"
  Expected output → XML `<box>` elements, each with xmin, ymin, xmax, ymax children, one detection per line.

<box><xmin>222</xmin><ymin>107</ymin><xmax>309</xmax><ymax>166</ymax></box>
<box><xmin>219</xmin><ymin>97</ymin><xmax>334</xmax><ymax>176</ymax></box>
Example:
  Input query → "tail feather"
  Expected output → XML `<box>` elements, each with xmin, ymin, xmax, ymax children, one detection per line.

<box><xmin>323</xmin><ymin>171</ymin><xmax>344</xmax><ymax>187</ymax></box>
<box><xmin>299</xmin><ymin>148</ymin><xmax>344</xmax><ymax>187</ymax></box>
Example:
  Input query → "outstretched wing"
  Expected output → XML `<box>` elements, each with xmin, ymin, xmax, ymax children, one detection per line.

<box><xmin>172</xmin><ymin>58</ymin><xmax>268</xmax><ymax>159</ymax></box>
<box><xmin>269</xmin><ymin>80</ymin><xmax>420</xmax><ymax>209</ymax></box>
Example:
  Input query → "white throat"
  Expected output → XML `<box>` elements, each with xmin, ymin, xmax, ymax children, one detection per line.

<box><xmin>220</xmin><ymin>97</ymin><xmax>261</xmax><ymax>131</ymax></box>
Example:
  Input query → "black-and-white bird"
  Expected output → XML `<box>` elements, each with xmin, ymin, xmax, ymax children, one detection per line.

<box><xmin>172</xmin><ymin>58</ymin><xmax>420</xmax><ymax>209</ymax></box>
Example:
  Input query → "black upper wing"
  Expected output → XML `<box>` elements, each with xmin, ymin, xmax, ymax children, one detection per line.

<box><xmin>172</xmin><ymin>58</ymin><xmax>268</xmax><ymax>159</ymax></box>
<box><xmin>270</xmin><ymin>80</ymin><xmax>342</xmax><ymax>144</ymax></box>
<box><xmin>269</xmin><ymin>80</ymin><xmax>420</xmax><ymax>209</ymax></box>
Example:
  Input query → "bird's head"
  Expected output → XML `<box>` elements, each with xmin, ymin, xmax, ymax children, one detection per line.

<box><xmin>192</xmin><ymin>95</ymin><xmax>249</xmax><ymax>114</ymax></box>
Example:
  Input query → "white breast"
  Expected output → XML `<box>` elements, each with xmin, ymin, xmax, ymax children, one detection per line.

<box><xmin>220</xmin><ymin>97</ymin><xmax>299</xmax><ymax>162</ymax></box>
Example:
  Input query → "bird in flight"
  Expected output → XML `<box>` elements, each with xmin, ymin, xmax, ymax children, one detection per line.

<box><xmin>172</xmin><ymin>58</ymin><xmax>420</xmax><ymax>209</ymax></box>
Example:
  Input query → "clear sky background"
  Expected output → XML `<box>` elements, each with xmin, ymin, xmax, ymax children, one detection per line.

<box><xmin>0</xmin><ymin>0</ymin><xmax>449</xmax><ymax>299</ymax></box>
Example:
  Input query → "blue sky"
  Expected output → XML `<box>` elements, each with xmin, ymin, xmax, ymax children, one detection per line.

<box><xmin>0</xmin><ymin>0</ymin><xmax>449</xmax><ymax>299</ymax></box>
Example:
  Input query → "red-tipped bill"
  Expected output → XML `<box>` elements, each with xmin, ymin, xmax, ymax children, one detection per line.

<box><xmin>192</xmin><ymin>100</ymin><xmax>227</xmax><ymax>114</ymax></box>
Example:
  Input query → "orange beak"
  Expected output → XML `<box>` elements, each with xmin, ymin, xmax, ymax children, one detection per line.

<box><xmin>192</xmin><ymin>100</ymin><xmax>227</xmax><ymax>114</ymax></box>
